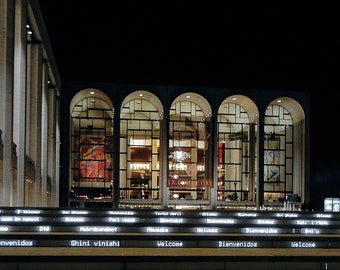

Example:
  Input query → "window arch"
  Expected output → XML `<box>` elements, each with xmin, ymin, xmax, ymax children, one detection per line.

<box><xmin>69</xmin><ymin>89</ymin><xmax>114</xmax><ymax>206</ymax></box>
<box><xmin>264</xmin><ymin>97</ymin><xmax>305</xmax><ymax>204</ymax></box>
<box><xmin>119</xmin><ymin>91</ymin><xmax>163</xmax><ymax>206</ymax></box>
<box><xmin>168</xmin><ymin>93</ymin><xmax>212</xmax><ymax>207</ymax></box>
<box><xmin>217</xmin><ymin>95</ymin><xmax>259</xmax><ymax>207</ymax></box>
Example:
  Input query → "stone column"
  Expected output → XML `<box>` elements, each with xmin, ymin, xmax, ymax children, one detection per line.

<box><xmin>13</xmin><ymin>0</ymin><xmax>27</xmax><ymax>206</ymax></box>
<box><xmin>29</xmin><ymin>44</ymin><xmax>43</xmax><ymax>206</ymax></box>
<box><xmin>0</xmin><ymin>0</ymin><xmax>15</xmax><ymax>206</ymax></box>
<box><xmin>40</xmin><ymin>61</ymin><xmax>49</xmax><ymax>206</ymax></box>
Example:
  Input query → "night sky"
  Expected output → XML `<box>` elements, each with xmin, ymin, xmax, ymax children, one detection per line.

<box><xmin>38</xmin><ymin>2</ymin><xmax>340</xmax><ymax>208</ymax></box>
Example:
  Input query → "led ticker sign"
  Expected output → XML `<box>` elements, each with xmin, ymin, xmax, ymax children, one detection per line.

<box><xmin>78</xmin><ymin>226</ymin><xmax>118</xmax><ymax>233</ymax></box>
<box><xmin>1</xmin><ymin>208</ymin><xmax>340</xmax><ymax>250</ymax></box>
<box><xmin>0</xmin><ymin>239</ymin><xmax>37</xmax><ymax>247</ymax></box>
<box><xmin>1</xmin><ymin>238</ymin><xmax>338</xmax><ymax>249</ymax></box>
<box><xmin>242</xmin><ymin>227</ymin><xmax>280</xmax><ymax>234</ymax></box>
<box><xmin>69</xmin><ymin>240</ymin><xmax>120</xmax><ymax>247</ymax></box>
<box><xmin>216</xmin><ymin>241</ymin><xmax>262</xmax><ymax>248</ymax></box>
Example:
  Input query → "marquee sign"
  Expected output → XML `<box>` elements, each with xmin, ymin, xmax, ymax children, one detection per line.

<box><xmin>0</xmin><ymin>208</ymin><xmax>339</xmax><ymax>250</ymax></box>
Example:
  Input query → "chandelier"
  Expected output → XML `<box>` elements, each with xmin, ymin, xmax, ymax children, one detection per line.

<box><xmin>169</xmin><ymin>150</ymin><xmax>191</xmax><ymax>162</ymax></box>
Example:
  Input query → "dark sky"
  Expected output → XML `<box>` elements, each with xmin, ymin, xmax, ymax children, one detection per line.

<box><xmin>38</xmin><ymin>2</ymin><xmax>340</xmax><ymax>202</ymax></box>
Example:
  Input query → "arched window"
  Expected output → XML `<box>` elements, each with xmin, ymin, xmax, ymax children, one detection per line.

<box><xmin>119</xmin><ymin>91</ymin><xmax>163</xmax><ymax>206</ymax></box>
<box><xmin>264</xmin><ymin>97</ymin><xmax>305</xmax><ymax>204</ymax></box>
<box><xmin>217</xmin><ymin>95</ymin><xmax>258</xmax><ymax>207</ymax></box>
<box><xmin>168</xmin><ymin>93</ymin><xmax>212</xmax><ymax>207</ymax></box>
<box><xmin>70</xmin><ymin>89</ymin><xmax>114</xmax><ymax>206</ymax></box>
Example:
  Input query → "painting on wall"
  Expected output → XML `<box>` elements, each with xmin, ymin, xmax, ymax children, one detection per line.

<box><xmin>264</xmin><ymin>139</ymin><xmax>280</xmax><ymax>182</ymax></box>
<box><xmin>73</xmin><ymin>136</ymin><xmax>112</xmax><ymax>182</ymax></box>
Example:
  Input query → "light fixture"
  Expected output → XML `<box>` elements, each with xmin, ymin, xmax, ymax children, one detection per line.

<box><xmin>169</xmin><ymin>150</ymin><xmax>191</xmax><ymax>162</ymax></box>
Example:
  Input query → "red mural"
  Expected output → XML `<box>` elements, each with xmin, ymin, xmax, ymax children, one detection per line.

<box><xmin>74</xmin><ymin>136</ymin><xmax>112</xmax><ymax>182</ymax></box>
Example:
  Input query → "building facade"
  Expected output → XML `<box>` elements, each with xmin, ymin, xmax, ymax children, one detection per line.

<box><xmin>61</xmin><ymin>82</ymin><xmax>310</xmax><ymax>210</ymax></box>
<box><xmin>0</xmin><ymin>0</ymin><xmax>61</xmax><ymax>207</ymax></box>
<box><xmin>1</xmin><ymin>0</ymin><xmax>310</xmax><ymax>211</ymax></box>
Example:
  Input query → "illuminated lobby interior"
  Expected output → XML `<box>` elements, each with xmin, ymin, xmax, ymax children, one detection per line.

<box><xmin>62</xmin><ymin>84</ymin><xmax>309</xmax><ymax>211</ymax></box>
